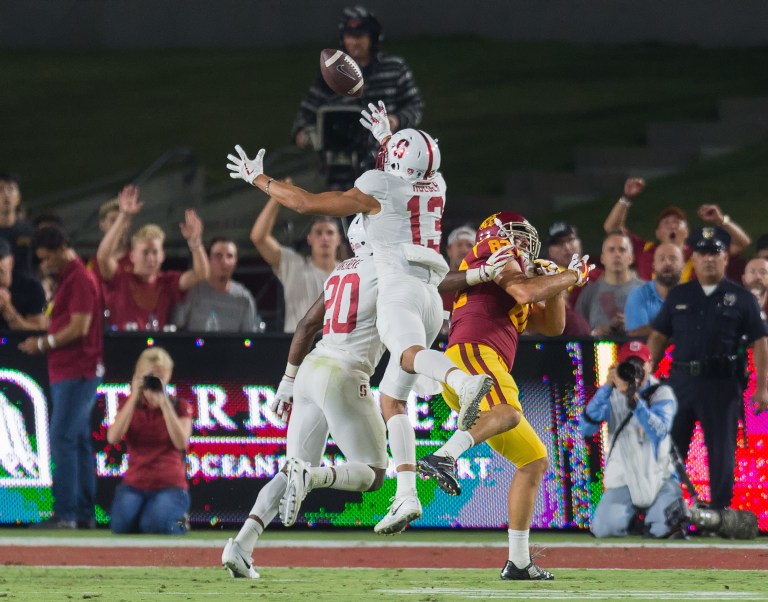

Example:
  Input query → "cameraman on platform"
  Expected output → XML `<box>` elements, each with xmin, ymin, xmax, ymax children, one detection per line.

<box><xmin>580</xmin><ymin>341</ymin><xmax>683</xmax><ymax>538</ymax></box>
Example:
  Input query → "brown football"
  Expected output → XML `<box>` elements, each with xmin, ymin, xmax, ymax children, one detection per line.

<box><xmin>319</xmin><ymin>48</ymin><xmax>364</xmax><ymax>97</ymax></box>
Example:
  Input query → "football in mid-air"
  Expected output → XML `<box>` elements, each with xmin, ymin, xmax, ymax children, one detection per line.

<box><xmin>320</xmin><ymin>49</ymin><xmax>364</xmax><ymax>97</ymax></box>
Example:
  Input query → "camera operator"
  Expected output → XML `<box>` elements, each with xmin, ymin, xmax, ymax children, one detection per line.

<box><xmin>291</xmin><ymin>6</ymin><xmax>423</xmax><ymax>185</ymax></box>
<box><xmin>106</xmin><ymin>347</ymin><xmax>194</xmax><ymax>534</ymax></box>
<box><xmin>580</xmin><ymin>341</ymin><xmax>684</xmax><ymax>538</ymax></box>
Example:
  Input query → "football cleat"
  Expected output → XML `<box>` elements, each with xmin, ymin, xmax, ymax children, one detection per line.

<box><xmin>374</xmin><ymin>495</ymin><xmax>422</xmax><ymax>535</ymax></box>
<box><xmin>500</xmin><ymin>560</ymin><xmax>555</xmax><ymax>581</ymax></box>
<box><xmin>456</xmin><ymin>374</ymin><xmax>492</xmax><ymax>430</ymax></box>
<box><xmin>417</xmin><ymin>453</ymin><xmax>461</xmax><ymax>496</ymax></box>
<box><xmin>279</xmin><ymin>458</ymin><xmax>313</xmax><ymax>527</ymax></box>
<box><xmin>222</xmin><ymin>538</ymin><xmax>260</xmax><ymax>579</ymax></box>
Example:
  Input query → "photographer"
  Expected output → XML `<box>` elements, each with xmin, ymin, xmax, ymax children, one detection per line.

<box><xmin>106</xmin><ymin>347</ymin><xmax>193</xmax><ymax>534</ymax></box>
<box><xmin>580</xmin><ymin>341</ymin><xmax>683</xmax><ymax>538</ymax></box>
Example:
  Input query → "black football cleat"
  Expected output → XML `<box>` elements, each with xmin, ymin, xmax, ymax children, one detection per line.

<box><xmin>500</xmin><ymin>560</ymin><xmax>555</xmax><ymax>581</ymax></box>
<box><xmin>417</xmin><ymin>453</ymin><xmax>461</xmax><ymax>496</ymax></box>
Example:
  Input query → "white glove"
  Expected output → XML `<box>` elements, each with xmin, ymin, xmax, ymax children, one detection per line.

<box><xmin>269</xmin><ymin>377</ymin><xmax>294</xmax><ymax>421</ymax></box>
<box><xmin>533</xmin><ymin>258</ymin><xmax>562</xmax><ymax>276</ymax></box>
<box><xmin>567</xmin><ymin>253</ymin><xmax>595</xmax><ymax>288</ymax></box>
<box><xmin>466</xmin><ymin>246</ymin><xmax>517</xmax><ymax>286</ymax></box>
<box><xmin>226</xmin><ymin>145</ymin><xmax>265</xmax><ymax>186</ymax></box>
<box><xmin>359</xmin><ymin>100</ymin><xmax>392</xmax><ymax>143</ymax></box>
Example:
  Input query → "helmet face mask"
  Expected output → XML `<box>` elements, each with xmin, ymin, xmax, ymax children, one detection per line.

<box><xmin>383</xmin><ymin>129</ymin><xmax>441</xmax><ymax>183</ymax></box>
<box><xmin>477</xmin><ymin>212</ymin><xmax>541</xmax><ymax>261</ymax></box>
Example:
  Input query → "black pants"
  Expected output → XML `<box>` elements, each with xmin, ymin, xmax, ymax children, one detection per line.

<box><xmin>668</xmin><ymin>371</ymin><xmax>742</xmax><ymax>509</ymax></box>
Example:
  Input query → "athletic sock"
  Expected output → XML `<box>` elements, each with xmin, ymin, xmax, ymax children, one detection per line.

<box><xmin>508</xmin><ymin>528</ymin><xmax>531</xmax><ymax>567</ymax></box>
<box><xmin>435</xmin><ymin>429</ymin><xmax>475</xmax><ymax>459</ymax></box>
<box><xmin>235</xmin><ymin>472</ymin><xmax>287</xmax><ymax>552</ymax></box>
<box><xmin>386</xmin><ymin>414</ymin><xmax>417</xmax><ymax>498</ymax></box>
<box><xmin>413</xmin><ymin>349</ymin><xmax>463</xmax><ymax>385</ymax></box>
<box><xmin>311</xmin><ymin>463</ymin><xmax>375</xmax><ymax>492</ymax></box>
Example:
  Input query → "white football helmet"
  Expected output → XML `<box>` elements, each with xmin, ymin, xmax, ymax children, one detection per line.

<box><xmin>383</xmin><ymin>128</ymin><xmax>441</xmax><ymax>183</ymax></box>
<box><xmin>347</xmin><ymin>214</ymin><xmax>373</xmax><ymax>257</ymax></box>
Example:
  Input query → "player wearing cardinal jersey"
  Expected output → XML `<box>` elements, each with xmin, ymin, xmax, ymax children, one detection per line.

<box><xmin>417</xmin><ymin>212</ymin><xmax>594</xmax><ymax>581</ymax></box>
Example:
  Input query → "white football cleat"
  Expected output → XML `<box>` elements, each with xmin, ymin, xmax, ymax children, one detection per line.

<box><xmin>222</xmin><ymin>538</ymin><xmax>260</xmax><ymax>579</ymax></box>
<box><xmin>280</xmin><ymin>457</ymin><xmax>313</xmax><ymax>527</ymax></box>
<box><xmin>456</xmin><ymin>374</ymin><xmax>492</xmax><ymax>430</ymax></box>
<box><xmin>374</xmin><ymin>495</ymin><xmax>422</xmax><ymax>535</ymax></box>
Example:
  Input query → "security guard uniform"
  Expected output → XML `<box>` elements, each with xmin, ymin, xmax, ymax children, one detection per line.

<box><xmin>651</xmin><ymin>228</ymin><xmax>768</xmax><ymax>509</ymax></box>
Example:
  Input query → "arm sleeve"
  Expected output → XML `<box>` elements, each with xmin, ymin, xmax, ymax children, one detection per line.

<box><xmin>579</xmin><ymin>385</ymin><xmax>613</xmax><ymax>437</ymax></box>
<box><xmin>634</xmin><ymin>385</ymin><xmax>676</xmax><ymax>453</ymax></box>
<box><xmin>623</xmin><ymin>286</ymin><xmax>649</xmax><ymax>332</ymax></box>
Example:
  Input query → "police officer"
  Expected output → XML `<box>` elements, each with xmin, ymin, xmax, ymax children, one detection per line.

<box><xmin>648</xmin><ymin>226</ymin><xmax>768</xmax><ymax>510</ymax></box>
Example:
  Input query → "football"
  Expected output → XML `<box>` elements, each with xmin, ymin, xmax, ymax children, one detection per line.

<box><xmin>319</xmin><ymin>48</ymin><xmax>364</xmax><ymax>97</ymax></box>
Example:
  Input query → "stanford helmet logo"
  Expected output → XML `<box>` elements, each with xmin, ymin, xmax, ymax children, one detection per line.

<box><xmin>393</xmin><ymin>139</ymin><xmax>409</xmax><ymax>159</ymax></box>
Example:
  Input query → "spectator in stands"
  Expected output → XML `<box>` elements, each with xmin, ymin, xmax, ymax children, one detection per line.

<box><xmin>250</xmin><ymin>187</ymin><xmax>341</xmax><ymax>333</ymax></box>
<box><xmin>107</xmin><ymin>347</ymin><xmax>193</xmax><ymax>535</ymax></box>
<box><xmin>0</xmin><ymin>236</ymin><xmax>46</xmax><ymax>330</ymax></box>
<box><xmin>96</xmin><ymin>184</ymin><xmax>209</xmax><ymax>331</ymax></box>
<box><xmin>580</xmin><ymin>341</ymin><xmax>683</xmax><ymax>538</ymax></box>
<box><xmin>89</xmin><ymin>197</ymin><xmax>133</xmax><ymax>275</ymax></box>
<box><xmin>440</xmin><ymin>225</ymin><xmax>475</xmax><ymax>317</ymax></box>
<box><xmin>603</xmin><ymin>177</ymin><xmax>750</xmax><ymax>282</ymax></box>
<box><xmin>172</xmin><ymin>237</ymin><xmax>260</xmax><ymax>332</ymax></box>
<box><xmin>743</xmin><ymin>257</ymin><xmax>768</xmax><ymax>322</ymax></box>
<box><xmin>624</xmin><ymin>243</ymin><xmax>684</xmax><ymax>338</ymax></box>
<box><xmin>576</xmin><ymin>232</ymin><xmax>643</xmax><ymax>337</ymax></box>
<box><xmin>0</xmin><ymin>172</ymin><xmax>35</xmax><ymax>276</ymax></box>
<box><xmin>545</xmin><ymin>222</ymin><xmax>596</xmax><ymax>336</ymax></box>
<box><xmin>755</xmin><ymin>233</ymin><xmax>768</xmax><ymax>261</ymax></box>
<box><xmin>18</xmin><ymin>226</ymin><xmax>103</xmax><ymax>529</ymax></box>
<box><xmin>292</xmin><ymin>6</ymin><xmax>423</xmax><ymax>161</ymax></box>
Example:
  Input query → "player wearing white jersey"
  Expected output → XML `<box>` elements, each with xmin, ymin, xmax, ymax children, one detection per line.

<box><xmin>227</xmin><ymin>107</ymin><xmax>493</xmax><ymax>434</ymax></box>
<box><xmin>221</xmin><ymin>216</ymin><xmax>389</xmax><ymax>579</ymax></box>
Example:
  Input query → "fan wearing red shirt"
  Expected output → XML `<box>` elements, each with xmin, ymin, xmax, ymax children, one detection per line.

<box><xmin>96</xmin><ymin>185</ymin><xmax>209</xmax><ymax>331</ymax></box>
<box><xmin>106</xmin><ymin>347</ymin><xmax>194</xmax><ymax>534</ymax></box>
<box><xmin>19</xmin><ymin>226</ymin><xmax>103</xmax><ymax>529</ymax></box>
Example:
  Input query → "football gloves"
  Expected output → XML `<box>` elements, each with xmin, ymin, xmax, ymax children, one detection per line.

<box><xmin>270</xmin><ymin>376</ymin><xmax>294</xmax><ymax>421</ymax></box>
<box><xmin>226</xmin><ymin>145</ymin><xmax>265</xmax><ymax>186</ymax></box>
<box><xmin>359</xmin><ymin>101</ymin><xmax>392</xmax><ymax>144</ymax></box>
<box><xmin>466</xmin><ymin>246</ymin><xmax>518</xmax><ymax>286</ymax></box>
<box><xmin>533</xmin><ymin>258</ymin><xmax>562</xmax><ymax>276</ymax></box>
<box><xmin>567</xmin><ymin>253</ymin><xmax>595</xmax><ymax>287</ymax></box>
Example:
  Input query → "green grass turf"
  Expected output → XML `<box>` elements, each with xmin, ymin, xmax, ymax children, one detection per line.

<box><xmin>0</xmin><ymin>567</ymin><xmax>765</xmax><ymax>602</ymax></box>
<box><xmin>3</xmin><ymin>38</ymin><xmax>768</xmax><ymax>242</ymax></box>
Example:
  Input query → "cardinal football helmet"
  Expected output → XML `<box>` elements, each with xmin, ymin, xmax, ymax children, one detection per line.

<box><xmin>476</xmin><ymin>211</ymin><xmax>541</xmax><ymax>261</ymax></box>
<box><xmin>382</xmin><ymin>129</ymin><xmax>441</xmax><ymax>183</ymax></box>
<box><xmin>347</xmin><ymin>213</ymin><xmax>373</xmax><ymax>257</ymax></box>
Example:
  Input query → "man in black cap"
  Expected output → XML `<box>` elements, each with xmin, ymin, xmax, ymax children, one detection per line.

<box><xmin>0</xmin><ymin>236</ymin><xmax>46</xmax><ymax>330</ymax></box>
<box><xmin>648</xmin><ymin>226</ymin><xmax>768</xmax><ymax>511</ymax></box>
<box><xmin>291</xmin><ymin>6</ymin><xmax>424</xmax><ymax>166</ymax></box>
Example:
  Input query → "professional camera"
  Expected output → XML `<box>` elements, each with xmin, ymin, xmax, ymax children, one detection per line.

<box><xmin>142</xmin><ymin>374</ymin><xmax>164</xmax><ymax>392</ymax></box>
<box><xmin>316</xmin><ymin>105</ymin><xmax>374</xmax><ymax>189</ymax></box>
<box><xmin>616</xmin><ymin>357</ymin><xmax>644</xmax><ymax>386</ymax></box>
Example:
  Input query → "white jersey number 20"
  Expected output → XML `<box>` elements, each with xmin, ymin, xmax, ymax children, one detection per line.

<box><xmin>323</xmin><ymin>273</ymin><xmax>360</xmax><ymax>335</ymax></box>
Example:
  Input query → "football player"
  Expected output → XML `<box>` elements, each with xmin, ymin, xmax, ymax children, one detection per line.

<box><xmin>221</xmin><ymin>215</ymin><xmax>514</xmax><ymax>578</ymax></box>
<box><xmin>417</xmin><ymin>212</ymin><xmax>593</xmax><ymax>581</ymax></box>
<box><xmin>228</xmin><ymin>107</ymin><xmax>508</xmax><ymax>462</ymax></box>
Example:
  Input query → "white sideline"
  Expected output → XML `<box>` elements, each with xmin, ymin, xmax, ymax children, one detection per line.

<box><xmin>0</xmin><ymin>536</ymin><xmax>765</xmax><ymax>549</ymax></box>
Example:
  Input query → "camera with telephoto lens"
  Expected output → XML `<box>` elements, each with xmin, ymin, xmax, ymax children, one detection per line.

<box><xmin>142</xmin><ymin>374</ymin><xmax>164</xmax><ymax>392</ymax></box>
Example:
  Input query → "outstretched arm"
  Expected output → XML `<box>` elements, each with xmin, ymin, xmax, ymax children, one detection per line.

<box><xmin>603</xmin><ymin>177</ymin><xmax>645</xmax><ymax>234</ymax></box>
<box><xmin>97</xmin><ymin>185</ymin><xmax>140</xmax><ymax>281</ymax></box>
<box><xmin>178</xmin><ymin>209</ymin><xmax>209</xmax><ymax>292</ymax></box>
<box><xmin>697</xmin><ymin>204</ymin><xmax>751</xmax><ymax>255</ymax></box>
<box><xmin>227</xmin><ymin>145</ymin><xmax>379</xmax><ymax>217</ymax></box>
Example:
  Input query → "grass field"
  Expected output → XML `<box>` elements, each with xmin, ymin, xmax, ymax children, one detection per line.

<box><xmin>3</xmin><ymin>39</ymin><xmax>768</xmax><ymax>244</ymax></box>
<box><xmin>2</xmin><ymin>529</ymin><xmax>767</xmax><ymax>601</ymax></box>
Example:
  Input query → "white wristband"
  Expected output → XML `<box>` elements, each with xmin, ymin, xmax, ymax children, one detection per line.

<box><xmin>37</xmin><ymin>337</ymin><xmax>44</xmax><ymax>352</ymax></box>
<box><xmin>465</xmin><ymin>267</ymin><xmax>483</xmax><ymax>287</ymax></box>
<box><xmin>619</xmin><ymin>196</ymin><xmax>632</xmax><ymax>206</ymax></box>
<box><xmin>265</xmin><ymin>178</ymin><xmax>275</xmax><ymax>196</ymax></box>
<box><xmin>47</xmin><ymin>334</ymin><xmax>56</xmax><ymax>349</ymax></box>
<box><xmin>721</xmin><ymin>214</ymin><xmax>730</xmax><ymax>226</ymax></box>
<box><xmin>284</xmin><ymin>362</ymin><xmax>300</xmax><ymax>379</ymax></box>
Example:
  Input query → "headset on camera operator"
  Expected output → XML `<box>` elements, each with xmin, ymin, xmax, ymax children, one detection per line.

<box><xmin>580</xmin><ymin>341</ymin><xmax>684</xmax><ymax>538</ymax></box>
